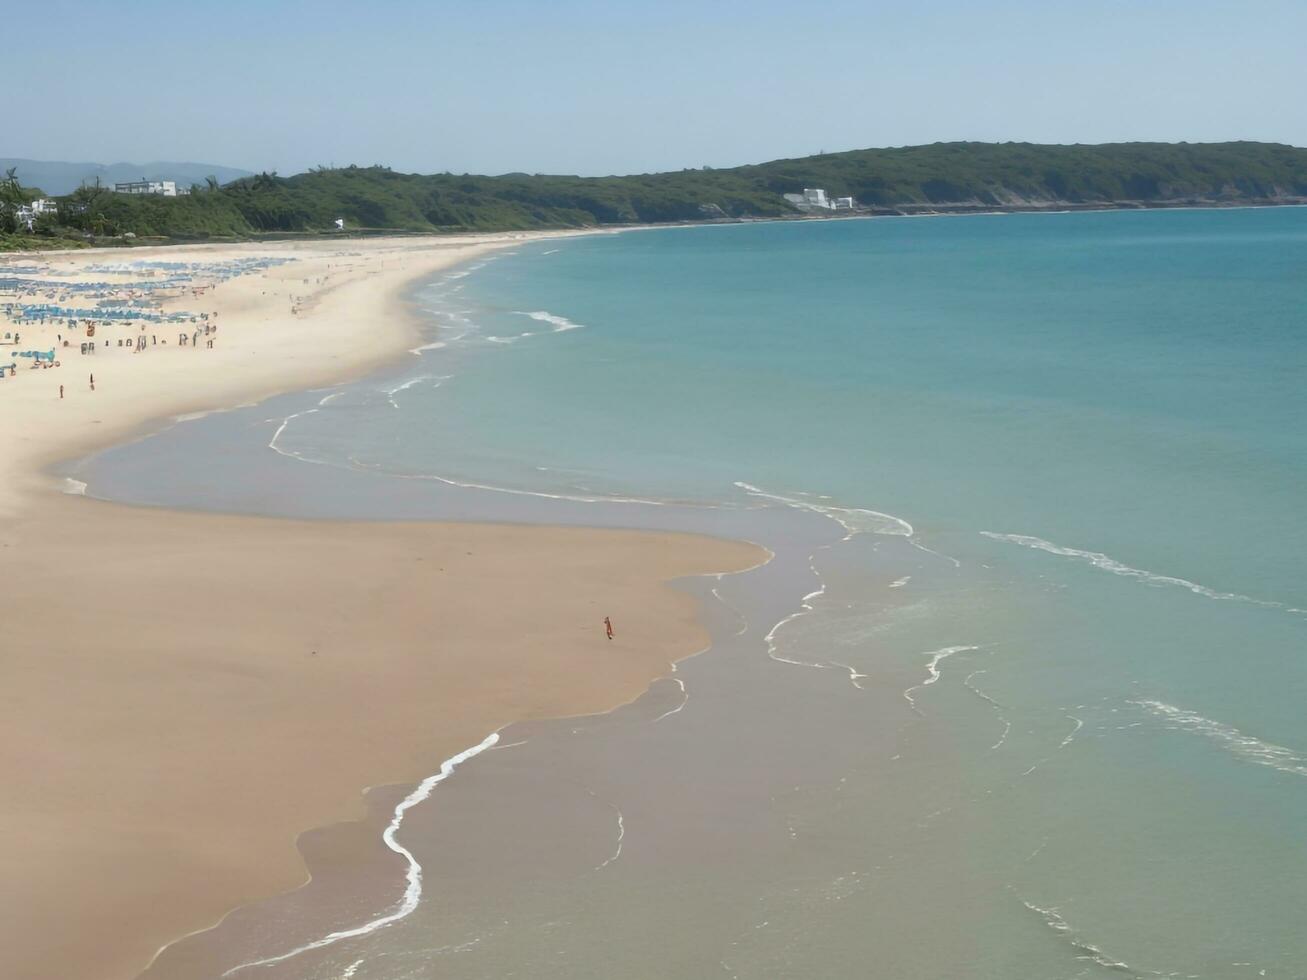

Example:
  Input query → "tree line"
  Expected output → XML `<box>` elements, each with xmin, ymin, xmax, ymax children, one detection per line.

<box><xmin>4</xmin><ymin>142</ymin><xmax>1306</xmax><ymax>247</ymax></box>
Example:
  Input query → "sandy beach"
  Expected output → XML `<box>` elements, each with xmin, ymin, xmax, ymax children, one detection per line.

<box><xmin>0</xmin><ymin>236</ymin><xmax>764</xmax><ymax>980</ymax></box>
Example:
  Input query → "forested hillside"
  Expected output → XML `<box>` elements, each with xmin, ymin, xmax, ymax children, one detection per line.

<box><xmin>6</xmin><ymin>142</ymin><xmax>1306</xmax><ymax>244</ymax></box>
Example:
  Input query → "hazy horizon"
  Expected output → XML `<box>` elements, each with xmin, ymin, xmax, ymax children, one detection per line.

<box><xmin>13</xmin><ymin>0</ymin><xmax>1306</xmax><ymax>178</ymax></box>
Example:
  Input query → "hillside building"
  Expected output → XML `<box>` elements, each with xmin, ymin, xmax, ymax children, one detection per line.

<box><xmin>113</xmin><ymin>179</ymin><xmax>180</xmax><ymax>196</ymax></box>
<box><xmin>13</xmin><ymin>199</ymin><xmax>57</xmax><ymax>231</ymax></box>
<box><xmin>803</xmin><ymin>187</ymin><xmax>831</xmax><ymax>208</ymax></box>
<box><xmin>783</xmin><ymin>187</ymin><xmax>857</xmax><ymax>212</ymax></box>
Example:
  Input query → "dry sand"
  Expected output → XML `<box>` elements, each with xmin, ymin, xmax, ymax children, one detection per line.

<box><xmin>0</xmin><ymin>236</ymin><xmax>764</xmax><ymax>980</ymax></box>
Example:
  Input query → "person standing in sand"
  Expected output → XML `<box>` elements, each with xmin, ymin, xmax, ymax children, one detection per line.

<box><xmin>604</xmin><ymin>616</ymin><xmax>614</xmax><ymax>640</ymax></box>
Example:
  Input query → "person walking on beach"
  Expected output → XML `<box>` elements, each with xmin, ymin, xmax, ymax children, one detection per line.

<box><xmin>604</xmin><ymin>616</ymin><xmax>614</xmax><ymax>641</ymax></box>
<box><xmin>59</xmin><ymin>384</ymin><xmax>63</xmax><ymax>399</ymax></box>
<box><xmin>90</xmin><ymin>372</ymin><xmax>95</xmax><ymax>391</ymax></box>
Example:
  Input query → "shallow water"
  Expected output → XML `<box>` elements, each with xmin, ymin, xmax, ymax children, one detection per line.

<box><xmin>84</xmin><ymin>209</ymin><xmax>1307</xmax><ymax>979</ymax></box>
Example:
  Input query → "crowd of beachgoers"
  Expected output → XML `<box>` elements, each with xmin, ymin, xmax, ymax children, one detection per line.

<box><xmin>0</xmin><ymin>256</ymin><xmax>295</xmax><ymax>387</ymax></box>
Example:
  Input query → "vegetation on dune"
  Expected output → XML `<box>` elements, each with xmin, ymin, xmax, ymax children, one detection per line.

<box><xmin>2</xmin><ymin>142</ymin><xmax>1306</xmax><ymax>248</ymax></box>
<box><xmin>0</xmin><ymin>232</ymin><xmax>88</xmax><ymax>251</ymax></box>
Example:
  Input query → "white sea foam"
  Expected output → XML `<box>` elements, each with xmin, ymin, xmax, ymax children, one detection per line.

<box><xmin>594</xmin><ymin>802</ymin><xmax>626</xmax><ymax>871</ymax></box>
<box><xmin>736</xmin><ymin>482</ymin><xmax>913</xmax><ymax>538</ymax></box>
<box><xmin>963</xmin><ymin>669</ymin><xmax>1010</xmax><ymax>749</ymax></box>
<box><xmin>902</xmin><ymin>645</ymin><xmax>979</xmax><ymax>714</ymax></box>
<box><xmin>267</xmin><ymin>408</ymin><xmax>326</xmax><ymax>464</ymax></box>
<box><xmin>173</xmin><ymin>409</ymin><xmax>218</xmax><ymax>423</ymax></box>
<box><xmin>381</xmin><ymin>374</ymin><xmax>448</xmax><ymax>409</ymax></box>
<box><xmin>762</xmin><ymin>543</ymin><xmax>835</xmax><ymax>671</ymax></box>
<box><xmin>1059</xmin><ymin>715</ymin><xmax>1084</xmax><ymax>749</ymax></box>
<box><xmin>340</xmin><ymin>958</ymin><xmax>364</xmax><ymax>979</ymax></box>
<box><xmin>221</xmin><ymin>732</ymin><xmax>499</xmax><ymax>976</ymax></box>
<box><xmin>267</xmin><ymin>403</ymin><xmax>691</xmax><ymax>509</ymax></box>
<box><xmin>407</xmin><ymin>339</ymin><xmax>445</xmax><ymax>354</ymax></box>
<box><xmin>482</xmin><ymin>311</ymin><xmax>586</xmax><ymax>346</ymax></box>
<box><xmin>980</xmin><ymin>532</ymin><xmax>1294</xmax><ymax>612</ymax></box>
<box><xmin>541</xmin><ymin>248</ymin><xmax>560</xmax><ymax>255</ymax></box>
<box><xmin>764</xmin><ymin>587</ymin><xmax>830</xmax><ymax>670</ymax></box>
<box><xmin>381</xmin><ymin>466</ymin><xmax>677</xmax><ymax>508</ymax></box>
<box><xmin>737</xmin><ymin>482</ymin><xmax>961</xmax><ymax>566</ymax></box>
<box><xmin>1024</xmin><ymin>837</ymin><xmax>1050</xmax><ymax>864</ymax></box>
<box><xmin>514</xmin><ymin>310</ymin><xmax>586</xmax><ymax>332</ymax></box>
<box><xmin>889</xmin><ymin>575</ymin><xmax>912</xmax><ymax>589</ymax></box>
<box><xmin>1131</xmin><ymin>699</ymin><xmax>1307</xmax><ymax>778</ymax></box>
<box><xmin>61</xmin><ymin>477</ymin><xmax>87</xmax><ymax>495</ymax></box>
<box><xmin>651</xmin><ymin>676</ymin><xmax>690</xmax><ymax>723</ymax></box>
<box><xmin>1020</xmin><ymin>899</ymin><xmax>1153</xmax><ymax>975</ymax></box>
<box><xmin>710</xmin><ymin>585</ymin><xmax>750</xmax><ymax>637</ymax></box>
<box><xmin>833</xmin><ymin>661</ymin><xmax>869</xmax><ymax>690</ymax></box>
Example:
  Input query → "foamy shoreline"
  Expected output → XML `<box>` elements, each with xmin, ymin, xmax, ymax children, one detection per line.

<box><xmin>0</xmin><ymin>233</ymin><xmax>766</xmax><ymax>980</ymax></box>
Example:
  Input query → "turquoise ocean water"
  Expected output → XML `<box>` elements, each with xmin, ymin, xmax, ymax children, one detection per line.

<box><xmin>99</xmin><ymin>209</ymin><xmax>1307</xmax><ymax>979</ymax></box>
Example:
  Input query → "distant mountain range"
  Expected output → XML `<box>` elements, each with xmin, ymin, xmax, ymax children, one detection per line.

<box><xmin>1</xmin><ymin>159</ymin><xmax>253</xmax><ymax>196</ymax></box>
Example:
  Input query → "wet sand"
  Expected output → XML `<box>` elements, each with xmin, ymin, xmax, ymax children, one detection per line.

<box><xmin>0</xmin><ymin>237</ymin><xmax>764</xmax><ymax>980</ymax></box>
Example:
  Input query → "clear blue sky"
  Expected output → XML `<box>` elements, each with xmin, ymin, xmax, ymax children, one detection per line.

<box><xmin>12</xmin><ymin>0</ymin><xmax>1306</xmax><ymax>176</ymax></box>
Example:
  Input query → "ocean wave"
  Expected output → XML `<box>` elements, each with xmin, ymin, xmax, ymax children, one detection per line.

<box><xmin>651</xmin><ymin>675</ymin><xmax>690</xmax><ymax>723</ymax></box>
<box><xmin>1130</xmin><ymin>699</ymin><xmax>1307</xmax><ymax>778</ymax></box>
<box><xmin>382</xmin><ymin>465</ymin><xmax>680</xmax><ymax>507</ymax></box>
<box><xmin>979</xmin><ymin>532</ymin><xmax>1294</xmax><ymax>612</ymax></box>
<box><xmin>61</xmin><ymin>477</ymin><xmax>88</xmax><ymax>496</ymax></box>
<box><xmin>273</xmin><ymin>418</ymin><xmax>694</xmax><ymax>508</ymax></box>
<box><xmin>737</xmin><ymin>482</ymin><xmax>961</xmax><ymax>566</ymax></box>
<box><xmin>963</xmin><ymin>669</ymin><xmax>1010</xmax><ymax>749</ymax></box>
<box><xmin>515</xmin><ymin>310</ymin><xmax>586</xmax><ymax>332</ymax></box>
<box><xmin>759</xmin><ymin>538</ymin><xmax>844</xmax><ymax>672</ymax></box>
<box><xmin>381</xmin><ymin>374</ymin><xmax>449</xmax><ymax>409</ymax></box>
<box><xmin>1020</xmin><ymin>898</ymin><xmax>1164</xmax><ymax>977</ymax></box>
<box><xmin>902</xmin><ymin>645</ymin><xmax>980</xmax><ymax>714</ymax></box>
<box><xmin>173</xmin><ymin>409</ymin><xmax>219</xmax><ymax>423</ymax></box>
<box><xmin>221</xmin><ymin>732</ymin><xmax>500</xmax><ymax>976</ymax></box>
<box><xmin>1059</xmin><ymin>715</ymin><xmax>1084</xmax><ymax>749</ymax></box>
<box><xmin>763</xmin><ymin>584</ymin><xmax>831</xmax><ymax>670</ymax></box>
<box><xmin>267</xmin><ymin>408</ymin><xmax>325</xmax><ymax>464</ymax></box>
<box><xmin>408</xmin><ymin>339</ymin><xmax>445</xmax><ymax>354</ymax></box>
<box><xmin>591</xmin><ymin>794</ymin><xmax>626</xmax><ymax>871</ymax></box>
<box><xmin>829</xmin><ymin>660</ymin><xmax>869</xmax><ymax>690</ymax></box>
<box><xmin>735</xmin><ymin>482</ymin><xmax>913</xmax><ymax>538</ymax></box>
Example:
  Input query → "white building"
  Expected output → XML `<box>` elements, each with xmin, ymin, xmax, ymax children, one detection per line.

<box><xmin>785</xmin><ymin>188</ymin><xmax>857</xmax><ymax>212</ymax></box>
<box><xmin>803</xmin><ymin>188</ymin><xmax>831</xmax><ymax>208</ymax></box>
<box><xmin>30</xmin><ymin>198</ymin><xmax>58</xmax><ymax>215</ymax></box>
<box><xmin>114</xmin><ymin>179</ymin><xmax>180</xmax><ymax>196</ymax></box>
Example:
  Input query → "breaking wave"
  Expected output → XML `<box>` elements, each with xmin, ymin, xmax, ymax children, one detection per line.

<box><xmin>979</xmin><ymin>532</ymin><xmax>1295</xmax><ymax>612</ymax></box>
<box><xmin>514</xmin><ymin>310</ymin><xmax>586</xmax><ymax>332</ymax></box>
<box><xmin>736</xmin><ymin>482</ymin><xmax>913</xmax><ymax>538</ymax></box>
<box><xmin>221</xmin><ymin>733</ymin><xmax>500</xmax><ymax>976</ymax></box>
<box><xmin>1131</xmin><ymin>699</ymin><xmax>1307</xmax><ymax>778</ymax></box>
